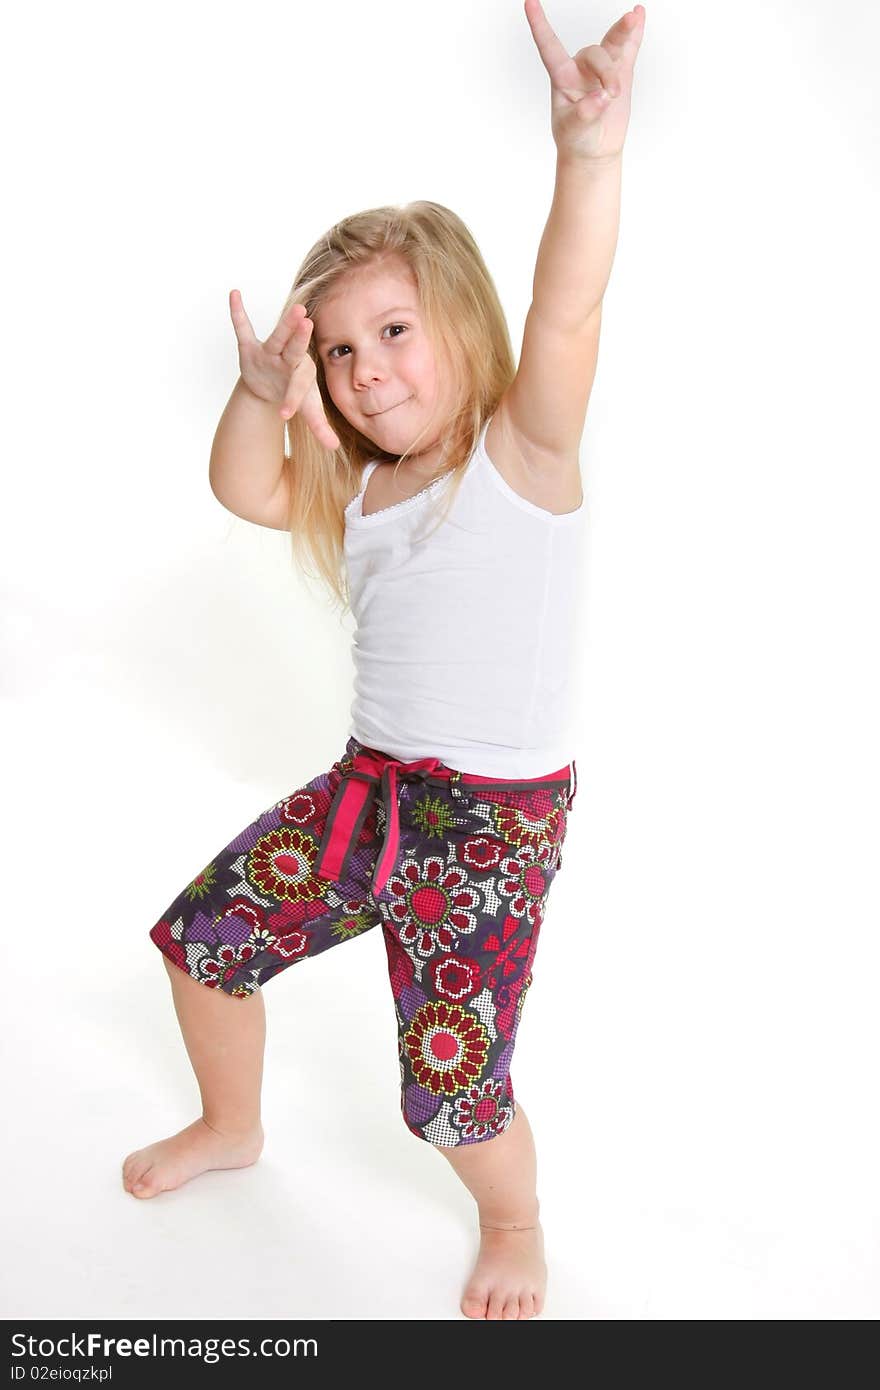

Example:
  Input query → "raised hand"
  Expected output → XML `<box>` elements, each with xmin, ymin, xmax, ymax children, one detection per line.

<box><xmin>228</xmin><ymin>290</ymin><xmax>341</xmax><ymax>451</ymax></box>
<box><xmin>524</xmin><ymin>1</ymin><xmax>646</xmax><ymax>163</ymax></box>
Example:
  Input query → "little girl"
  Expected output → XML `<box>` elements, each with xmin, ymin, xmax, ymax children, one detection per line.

<box><xmin>122</xmin><ymin>2</ymin><xmax>645</xmax><ymax>1321</ymax></box>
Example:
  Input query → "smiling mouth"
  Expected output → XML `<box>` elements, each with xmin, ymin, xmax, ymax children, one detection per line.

<box><xmin>370</xmin><ymin>398</ymin><xmax>410</xmax><ymax>417</ymax></box>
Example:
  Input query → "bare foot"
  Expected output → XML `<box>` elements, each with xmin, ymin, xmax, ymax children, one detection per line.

<box><xmin>121</xmin><ymin>1117</ymin><xmax>264</xmax><ymax>1199</ymax></box>
<box><xmin>460</xmin><ymin>1220</ymin><xmax>547</xmax><ymax>1320</ymax></box>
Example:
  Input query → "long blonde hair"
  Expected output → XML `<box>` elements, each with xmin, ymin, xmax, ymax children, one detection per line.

<box><xmin>278</xmin><ymin>200</ymin><xmax>517</xmax><ymax>616</ymax></box>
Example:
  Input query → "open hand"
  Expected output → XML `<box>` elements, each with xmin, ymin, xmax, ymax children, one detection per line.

<box><xmin>524</xmin><ymin>1</ymin><xmax>646</xmax><ymax>164</ymax></box>
<box><xmin>228</xmin><ymin>290</ymin><xmax>341</xmax><ymax>450</ymax></box>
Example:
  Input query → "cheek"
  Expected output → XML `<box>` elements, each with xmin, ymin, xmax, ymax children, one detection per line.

<box><xmin>409</xmin><ymin>346</ymin><xmax>437</xmax><ymax>390</ymax></box>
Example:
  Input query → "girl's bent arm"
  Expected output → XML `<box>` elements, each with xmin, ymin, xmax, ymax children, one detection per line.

<box><xmin>208</xmin><ymin>376</ymin><xmax>291</xmax><ymax>528</ymax></box>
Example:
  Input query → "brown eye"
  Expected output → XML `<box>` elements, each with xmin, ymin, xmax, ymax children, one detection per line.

<box><xmin>326</xmin><ymin>324</ymin><xmax>408</xmax><ymax>361</ymax></box>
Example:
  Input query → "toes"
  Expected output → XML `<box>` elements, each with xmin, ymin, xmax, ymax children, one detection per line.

<box><xmin>486</xmin><ymin>1291</ymin><xmax>506</xmax><ymax>1320</ymax></box>
<box><xmin>122</xmin><ymin>1151</ymin><xmax>152</xmax><ymax>1190</ymax></box>
<box><xmin>502</xmin><ymin>1296</ymin><xmax>520</xmax><ymax>1320</ymax></box>
<box><xmin>122</xmin><ymin>1162</ymin><xmax>141</xmax><ymax>1192</ymax></box>
<box><xmin>461</xmin><ymin>1293</ymin><xmax>489</xmax><ymax>1320</ymax></box>
<box><xmin>519</xmin><ymin>1293</ymin><xmax>536</xmax><ymax>1319</ymax></box>
<box><xmin>130</xmin><ymin>1165</ymin><xmax>159</xmax><ymax>1198</ymax></box>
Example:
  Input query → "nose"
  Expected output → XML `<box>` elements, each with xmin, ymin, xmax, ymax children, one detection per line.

<box><xmin>351</xmin><ymin>351</ymin><xmax>388</xmax><ymax>394</ymax></box>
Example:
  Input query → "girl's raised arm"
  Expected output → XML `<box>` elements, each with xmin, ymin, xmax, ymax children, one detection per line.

<box><xmin>501</xmin><ymin>4</ymin><xmax>645</xmax><ymax>474</ymax></box>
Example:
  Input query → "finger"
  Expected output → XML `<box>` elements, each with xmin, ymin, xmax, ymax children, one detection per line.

<box><xmin>279</xmin><ymin>313</ymin><xmax>315</xmax><ymax>366</ymax></box>
<box><xmin>523</xmin><ymin>0</ymin><xmax>571</xmax><ymax>81</ymax></box>
<box><xmin>573</xmin><ymin>44</ymin><xmax>620</xmax><ymax>96</ymax></box>
<box><xmin>300</xmin><ymin>380</ymin><xmax>341</xmax><ymax>448</ymax></box>
<box><xmin>280</xmin><ymin>312</ymin><xmax>315</xmax><ymax>361</ymax></box>
<box><xmin>279</xmin><ymin>362</ymin><xmax>340</xmax><ymax>448</ymax></box>
<box><xmin>263</xmin><ymin>300</ymin><xmax>308</xmax><ymax>357</ymax></box>
<box><xmin>279</xmin><ymin>354</ymin><xmax>315</xmax><ymax>419</ymax></box>
<box><xmin>228</xmin><ymin>288</ymin><xmax>260</xmax><ymax>349</ymax></box>
<box><xmin>600</xmin><ymin>8</ymin><xmax>644</xmax><ymax>59</ymax></box>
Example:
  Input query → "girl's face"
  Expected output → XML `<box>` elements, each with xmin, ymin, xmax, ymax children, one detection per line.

<box><xmin>314</xmin><ymin>262</ymin><xmax>453</xmax><ymax>462</ymax></box>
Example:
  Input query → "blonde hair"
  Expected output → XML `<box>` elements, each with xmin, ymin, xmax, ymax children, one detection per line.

<box><xmin>278</xmin><ymin>200</ymin><xmax>517</xmax><ymax>616</ymax></box>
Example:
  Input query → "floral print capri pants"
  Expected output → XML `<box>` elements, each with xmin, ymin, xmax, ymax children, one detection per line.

<box><xmin>149</xmin><ymin>736</ymin><xmax>577</xmax><ymax>1147</ymax></box>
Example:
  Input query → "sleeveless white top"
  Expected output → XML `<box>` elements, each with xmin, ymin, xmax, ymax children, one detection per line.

<box><xmin>343</xmin><ymin>415</ymin><xmax>587</xmax><ymax>778</ymax></box>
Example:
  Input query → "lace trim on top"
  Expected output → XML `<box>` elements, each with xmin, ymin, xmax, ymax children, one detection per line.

<box><xmin>344</xmin><ymin>459</ymin><xmax>454</xmax><ymax>523</ymax></box>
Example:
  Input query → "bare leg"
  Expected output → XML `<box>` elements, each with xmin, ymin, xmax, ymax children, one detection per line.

<box><xmin>122</xmin><ymin>955</ymin><xmax>266</xmax><ymax>1199</ymax></box>
<box><xmin>435</xmin><ymin>1102</ymin><xmax>547</xmax><ymax>1320</ymax></box>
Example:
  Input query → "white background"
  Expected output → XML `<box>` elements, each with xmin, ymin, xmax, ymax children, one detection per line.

<box><xmin>2</xmin><ymin>0</ymin><xmax>878</xmax><ymax>1320</ymax></box>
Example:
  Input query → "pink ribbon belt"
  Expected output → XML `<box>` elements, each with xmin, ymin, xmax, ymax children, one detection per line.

<box><xmin>315</xmin><ymin>748</ymin><xmax>445</xmax><ymax>897</ymax></box>
<box><xmin>314</xmin><ymin>745</ymin><xmax>575</xmax><ymax>899</ymax></box>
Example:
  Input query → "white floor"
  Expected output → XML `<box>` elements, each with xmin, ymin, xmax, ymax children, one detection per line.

<box><xmin>4</xmin><ymin>812</ymin><xmax>878</xmax><ymax>1320</ymax></box>
<box><xmin>4</xmin><ymin>569</ymin><xmax>879</xmax><ymax>1321</ymax></box>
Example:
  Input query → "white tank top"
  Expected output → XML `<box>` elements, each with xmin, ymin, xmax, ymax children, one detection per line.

<box><xmin>343</xmin><ymin>415</ymin><xmax>587</xmax><ymax>778</ymax></box>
